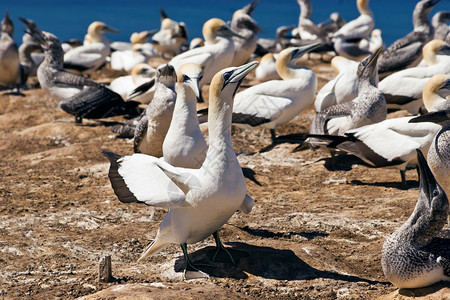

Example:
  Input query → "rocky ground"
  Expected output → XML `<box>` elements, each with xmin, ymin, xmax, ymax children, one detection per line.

<box><xmin>0</xmin><ymin>57</ymin><xmax>449</xmax><ymax>299</ymax></box>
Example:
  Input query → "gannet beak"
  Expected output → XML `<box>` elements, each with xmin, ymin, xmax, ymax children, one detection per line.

<box><xmin>185</xmin><ymin>76</ymin><xmax>201</xmax><ymax>99</ymax></box>
<box><xmin>159</xmin><ymin>64</ymin><xmax>176</xmax><ymax>77</ymax></box>
<box><xmin>19</xmin><ymin>17</ymin><xmax>45</xmax><ymax>45</ymax></box>
<box><xmin>103</xmin><ymin>25</ymin><xmax>119</xmax><ymax>34</ymax></box>
<box><xmin>291</xmin><ymin>42</ymin><xmax>322</xmax><ymax>59</ymax></box>
<box><xmin>437</xmin><ymin>44</ymin><xmax>450</xmax><ymax>56</ymax></box>
<box><xmin>430</xmin><ymin>0</ymin><xmax>441</xmax><ymax>7</ymax></box>
<box><xmin>220</xmin><ymin>26</ymin><xmax>246</xmax><ymax>39</ymax></box>
<box><xmin>409</xmin><ymin>109</ymin><xmax>450</xmax><ymax>125</ymax></box>
<box><xmin>141</xmin><ymin>67</ymin><xmax>156</xmax><ymax>77</ymax></box>
<box><xmin>416</xmin><ymin>149</ymin><xmax>438</xmax><ymax>206</ymax></box>
<box><xmin>227</xmin><ymin>61</ymin><xmax>258</xmax><ymax>84</ymax></box>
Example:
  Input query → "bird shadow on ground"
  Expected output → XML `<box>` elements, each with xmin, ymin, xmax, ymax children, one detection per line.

<box><xmin>319</xmin><ymin>154</ymin><xmax>373</xmax><ymax>172</ymax></box>
<box><xmin>350</xmin><ymin>179</ymin><xmax>418</xmax><ymax>190</ymax></box>
<box><xmin>174</xmin><ymin>242</ymin><xmax>389</xmax><ymax>284</ymax></box>
<box><xmin>398</xmin><ymin>282</ymin><xmax>450</xmax><ymax>297</ymax></box>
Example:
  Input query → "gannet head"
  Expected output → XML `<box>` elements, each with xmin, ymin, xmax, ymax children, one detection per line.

<box><xmin>85</xmin><ymin>21</ymin><xmax>119</xmax><ymax>44</ymax></box>
<box><xmin>1</xmin><ymin>10</ymin><xmax>13</xmax><ymax>36</ymax></box>
<box><xmin>156</xmin><ymin>63</ymin><xmax>176</xmax><ymax>87</ymax></box>
<box><xmin>432</xmin><ymin>11</ymin><xmax>450</xmax><ymax>27</ymax></box>
<box><xmin>357</xmin><ymin>0</ymin><xmax>372</xmax><ymax>15</ymax></box>
<box><xmin>209</xmin><ymin>61</ymin><xmax>258</xmax><ymax>105</ymax></box>
<box><xmin>189</xmin><ymin>37</ymin><xmax>204</xmax><ymax>49</ymax></box>
<box><xmin>423</xmin><ymin>40</ymin><xmax>450</xmax><ymax>65</ymax></box>
<box><xmin>177</xmin><ymin>63</ymin><xmax>203</xmax><ymax>99</ymax></box>
<box><xmin>357</xmin><ymin>47</ymin><xmax>382</xmax><ymax>85</ymax></box>
<box><xmin>131</xmin><ymin>63</ymin><xmax>156</xmax><ymax>79</ymax></box>
<box><xmin>413</xmin><ymin>0</ymin><xmax>440</xmax><ymax>31</ymax></box>
<box><xmin>275</xmin><ymin>43</ymin><xmax>320</xmax><ymax>79</ymax></box>
<box><xmin>418</xmin><ymin>73</ymin><xmax>450</xmax><ymax>112</ymax></box>
<box><xmin>416</xmin><ymin>149</ymin><xmax>448</xmax><ymax>227</ymax></box>
<box><xmin>130</xmin><ymin>30</ymin><xmax>157</xmax><ymax>44</ymax></box>
<box><xmin>240</xmin><ymin>0</ymin><xmax>260</xmax><ymax>17</ymax></box>
<box><xmin>202</xmin><ymin>18</ymin><xmax>245</xmax><ymax>43</ymax></box>
<box><xmin>232</xmin><ymin>11</ymin><xmax>264</xmax><ymax>33</ymax></box>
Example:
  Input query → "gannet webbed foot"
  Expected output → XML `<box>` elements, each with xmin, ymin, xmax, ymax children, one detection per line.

<box><xmin>180</xmin><ymin>243</ymin><xmax>210</xmax><ymax>280</ymax></box>
<box><xmin>212</xmin><ymin>231</ymin><xmax>250</xmax><ymax>264</ymax></box>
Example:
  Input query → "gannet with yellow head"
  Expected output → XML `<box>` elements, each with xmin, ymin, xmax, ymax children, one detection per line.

<box><xmin>170</xmin><ymin>18</ymin><xmax>244</xmax><ymax>92</ymax></box>
<box><xmin>64</xmin><ymin>21</ymin><xmax>118</xmax><ymax>74</ymax></box>
<box><xmin>379</xmin><ymin>39</ymin><xmax>450</xmax><ymax>114</ymax></box>
<box><xmin>102</xmin><ymin>61</ymin><xmax>258</xmax><ymax>280</ymax></box>
<box><xmin>331</xmin><ymin>0</ymin><xmax>374</xmax><ymax>41</ymax></box>
<box><xmin>229</xmin><ymin>43</ymin><xmax>320</xmax><ymax>141</ymax></box>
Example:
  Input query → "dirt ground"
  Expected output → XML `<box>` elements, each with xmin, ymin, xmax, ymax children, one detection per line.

<box><xmin>0</xmin><ymin>57</ymin><xmax>449</xmax><ymax>299</ymax></box>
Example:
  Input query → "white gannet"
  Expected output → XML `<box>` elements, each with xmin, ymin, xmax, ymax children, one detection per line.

<box><xmin>331</xmin><ymin>0</ymin><xmax>374</xmax><ymax>41</ymax></box>
<box><xmin>63</xmin><ymin>21</ymin><xmax>119</xmax><ymax>74</ymax></box>
<box><xmin>432</xmin><ymin>11</ymin><xmax>450</xmax><ymax>42</ymax></box>
<box><xmin>229</xmin><ymin>44</ymin><xmax>320</xmax><ymax>141</ymax></box>
<box><xmin>410</xmin><ymin>76</ymin><xmax>450</xmax><ymax>196</ymax></box>
<box><xmin>31</xmin><ymin>28</ymin><xmax>141</xmax><ymax>123</ymax></box>
<box><xmin>102</xmin><ymin>61</ymin><xmax>257</xmax><ymax>280</ymax></box>
<box><xmin>110</xmin><ymin>29</ymin><xmax>158</xmax><ymax>52</ymax></box>
<box><xmin>109</xmin><ymin>63</ymin><xmax>156</xmax><ymax>103</ymax></box>
<box><xmin>230</xmin><ymin>0</ymin><xmax>264</xmax><ymax>67</ymax></box>
<box><xmin>332</xmin><ymin>34</ymin><xmax>372</xmax><ymax>61</ymax></box>
<box><xmin>163</xmin><ymin>63</ymin><xmax>207</xmax><ymax>168</ymax></box>
<box><xmin>295</xmin><ymin>0</ymin><xmax>320</xmax><ymax>40</ymax></box>
<box><xmin>381</xmin><ymin>150</ymin><xmax>450</xmax><ymax>289</ymax></box>
<box><xmin>0</xmin><ymin>11</ymin><xmax>20</xmax><ymax>89</ymax></box>
<box><xmin>310</xmin><ymin>48</ymin><xmax>385</xmax><ymax>142</ymax></box>
<box><xmin>379</xmin><ymin>40</ymin><xmax>450</xmax><ymax>114</ymax></box>
<box><xmin>378</xmin><ymin>0</ymin><xmax>440</xmax><ymax>75</ymax></box>
<box><xmin>314</xmin><ymin>56</ymin><xmax>359</xmax><ymax>112</ymax></box>
<box><xmin>254</xmin><ymin>52</ymin><xmax>281</xmax><ymax>82</ymax></box>
<box><xmin>150</xmin><ymin>8</ymin><xmax>187</xmax><ymax>58</ymax></box>
<box><xmin>169</xmin><ymin>18</ymin><xmax>243</xmax><ymax>93</ymax></box>
<box><xmin>133</xmin><ymin>64</ymin><xmax>176</xmax><ymax>156</ymax></box>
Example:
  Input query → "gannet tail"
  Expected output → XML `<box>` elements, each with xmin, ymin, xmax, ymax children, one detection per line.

<box><xmin>137</xmin><ymin>238</ymin><xmax>169</xmax><ymax>262</ymax></box>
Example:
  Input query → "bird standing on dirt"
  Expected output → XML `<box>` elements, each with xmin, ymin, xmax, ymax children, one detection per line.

<box><xmin>382</xmin><ymin>150</ymin><xmax>450</xmax><ymax>289</ymax></box>
<box><xmin>0</xmin><ymin>11</ymin><xmax>20</xmax><ymax>89</ymax></box>
<box><xmin>103</xmin><ymin>62</ymin><xmax>257</xmax><ymax>280</ymax></box>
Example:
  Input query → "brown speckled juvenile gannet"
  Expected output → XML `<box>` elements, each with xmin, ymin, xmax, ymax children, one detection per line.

<box><xmin>382</xmin><ymin>150</ymin><xmax>450</xmax><ymax>289</ymax></box>
<box><xmin>0</xmin><ymin>11</ymin><xmax>20</xmax><ymax>89</ymax></box>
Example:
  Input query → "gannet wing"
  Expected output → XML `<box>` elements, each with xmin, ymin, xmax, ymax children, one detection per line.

<box><xmin>170</xmin><ymin>49</ymin><xmax>212</xmax><ymax>71</ymax></box>
<box><xmin>53</xmin><ymin>69</ymin><xmax>98</xmax><ymax>88</ymax></box>
<box><xmin>234</xmin><ymin>90</ymin><xmax>293</xmax><ymax>121</ymax></box>
<box><xmin>102</xmin><ymin>151</ymin><xmax>187</xmax><ymax>208</ymax></box>
<box><xmin>133</xmin><ymin>115</ymin><xmax>148</xmax><ymax>152</ymax></box>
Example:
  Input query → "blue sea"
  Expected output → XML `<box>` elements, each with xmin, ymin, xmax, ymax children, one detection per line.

<box><xmin>3</xmin><ymin>0</ymin><xmax>449</xmax><ymax>47</ymax></box>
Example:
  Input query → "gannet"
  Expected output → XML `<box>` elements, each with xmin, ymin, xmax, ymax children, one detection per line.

<box><xmin>314</xmin><ymin>56</ymin><xmax>359</xmax><ymax>112</ymax></box>
<box><xmin>63</xmin><ymin>21</ymin><xmax>118</xmax><ymax>74</ymax></box>
<box><xmin>163</xmin><ymin>63</ymin><xmax>207</xmax><ymax>168</ymax></box>
<box><xmin>331</xmin><ymin>0</ymin><xmax>374</xmax><ymax>41</ymax></box>
<box><xmin>133</xmin><ymin>64</ymin><xmax>176</xmax><ymax>156</ymax></box>
<box><xmin>379</xmin><ymin>40</ymin><xmax>450</xmax><ymax>114</ymax></box>
<box><xmin>150</xmin><ymin>8</ymin><xmax>187</xmax><ymax>58</ymax></box>
<box><xmin>102</xmin><ymin>61</ymin><xmax>257</xmax><ymax>280</ymax></box>
<box><xmin>295</xmin><ymin>0</ymin><xmax>320</xmax><ymax>40</ymax></box>
<box><xmin>310</xmin><ymin>48</ymin><xmax>385</xmax><ymax>143</ymax></box>
<box><xmin>18</xmin><ymin>17</ymin><xmax>43</xmax><ymax>85</ymax></box>
<box><xmin>359</xmin><ymin>29</ymin><xmax>385</xmax><ymax>53</ymax></box>
<box><xmin>432</xmin><ymin>11</ymin><xmax>450</xmax><ymax>42</ymax></box>
<box><xmin>0</xmin><ymin>11</ymin><xmax>20</xmax><ymax>89</ymax></box>
<box><xmin>410</xmin><ymin>76</ymin><xmax>450</xmax><ymax>197</ymax></box>
<box><xmin>230</xmin><ymin>0</ymin><xmax>264</xmax><ymax>67</ymax></box>
<box><xmin>189</xmin><ymin>37</ymin><xmax>204</xmax><ymax>50</ymax></box>
<box><xmin>332</xmin><ymin>34</ymin><xmax>372</xmax><ymax>61</ymax></box>
<box><xmin>110</xmin><ymin>42</ymin><xmax>158</xmax><ymax>72</ymax></box>
<box><xmin>378</xmin><ymin>0</ymin><xmax>440</xmax><ymax>75</ymax></box>
<box><xmin>110</xmin><ymin>29</ymin><xmax>157</xmax><ymax>52</ymax></box>
<box><xmin>254</xmin><ymin>53</ymin><xmax>281</xmax><ymax>82</ymax></box>
<box><xmin>109</xmin><ymin>63</ymin><xmax>156</xmax><ymax>103</ymax></box>
<box><xmin>228</xmin><ymin>44</ymin><xmax>320</xmax><ymax>141</ymax></box>
<box><xmin>381</xmin><ymin>150</ymin><xmax>450</xmax><ymax>289</ymax></box>
<box><xmin>169</xmin><ymin>18</ymin><xmax>243</xmax><ymax>91</ymax></box>
<box><xmin>31</xmin><ymin>27</ymin><xmax>141</xmax><ymax>123</ymax></box>
<box><xmin>317</xmin><ymin>12</ymin><xmax>346</xmax><ymax>37</ymax></box>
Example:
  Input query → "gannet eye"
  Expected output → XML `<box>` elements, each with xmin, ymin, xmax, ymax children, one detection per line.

<box><xmin>223</xmin><ymin>71</ymin><xmax>232</xmax><ymax>82</ymax></box>
<box><xmin>182</xmin><ymin>74</ymin><xmax>189</xmax><ymax>82</ymax></box>
<box><xmin>433</xmin><ymin>189</ymin><xmax>439</xmax><ymax>197</ymax></box>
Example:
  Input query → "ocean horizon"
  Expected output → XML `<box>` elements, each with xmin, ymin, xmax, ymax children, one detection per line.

<box><xmin>3</xmin><ymin>0</ymin><xmax>449</xmax><ymax>49</ymax></box>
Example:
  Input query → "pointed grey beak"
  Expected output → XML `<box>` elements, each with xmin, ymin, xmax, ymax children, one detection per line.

<box><xmin>220</xmin><ymin>26</ymin><xmax>246</xmax><ymax>39</ymax></box>
<box><xmin>291</xmin><ymin>42</ymin><xmax>322</xmax><ymax>59</ymax></box>
<box><xmin>228</xmin><ymin>61</ymin><xmax>258</xmax><ymax>83</ymax></box>
<box><xmin>416</xmin><ymin>149</ymin><xmax>438</xmax><ymax>206</ymax></box>
<box><xmin>185</xmin><ymin>77</ymin><xmax>201</xmax><ymax>99</ymax></box>
<box><xmin>103</xmin><ymin>25</ymin><xmax>119</xmax><ymax>34</ymax></box>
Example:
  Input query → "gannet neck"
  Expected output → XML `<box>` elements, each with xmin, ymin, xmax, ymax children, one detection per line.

<box><xmin>412</xmin><ymin>1</ymin><xmax>433</xmax><ymax>33</ymax></box>
<box><xmin>357</xmin><ymin>0</ymin><xmax>372</xmax><ymax>16</ymax></box>
<box><xmin>298</xmin><ymin>0</ymin><xmax>312</xmax><ymax>20</ymax></box>
<box><xmin>202</xmin><ymin>18</ymin><xmax>228</xmax><ymax>44</ymax></box>
<box><xmin>423</xmin><ymin>40</ymin><xmax>446</xmax><ymax>65</ymax></box>
<box><xmin>173</xmin><ymin>79</ymin><xmax>199</xmax><ymax>134</ymax></box>
<box><xmin>1</xmin><ymin>11</ymin><xmax>13</xmax><ymax>36</ymax></box>
<box><xmin>422</xmin><ymin>74</ymin><xmax>449</xmax><ymax>111</ymax></box>
<box><xmin>275</xmin><ymin>47</ymin><xmax>311</xmax><ymax>80</ymax></box>
<box><xmin>42</xmin><ymin>32</ymin><xmax>64</xmax><ymax>68</ymax></box>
